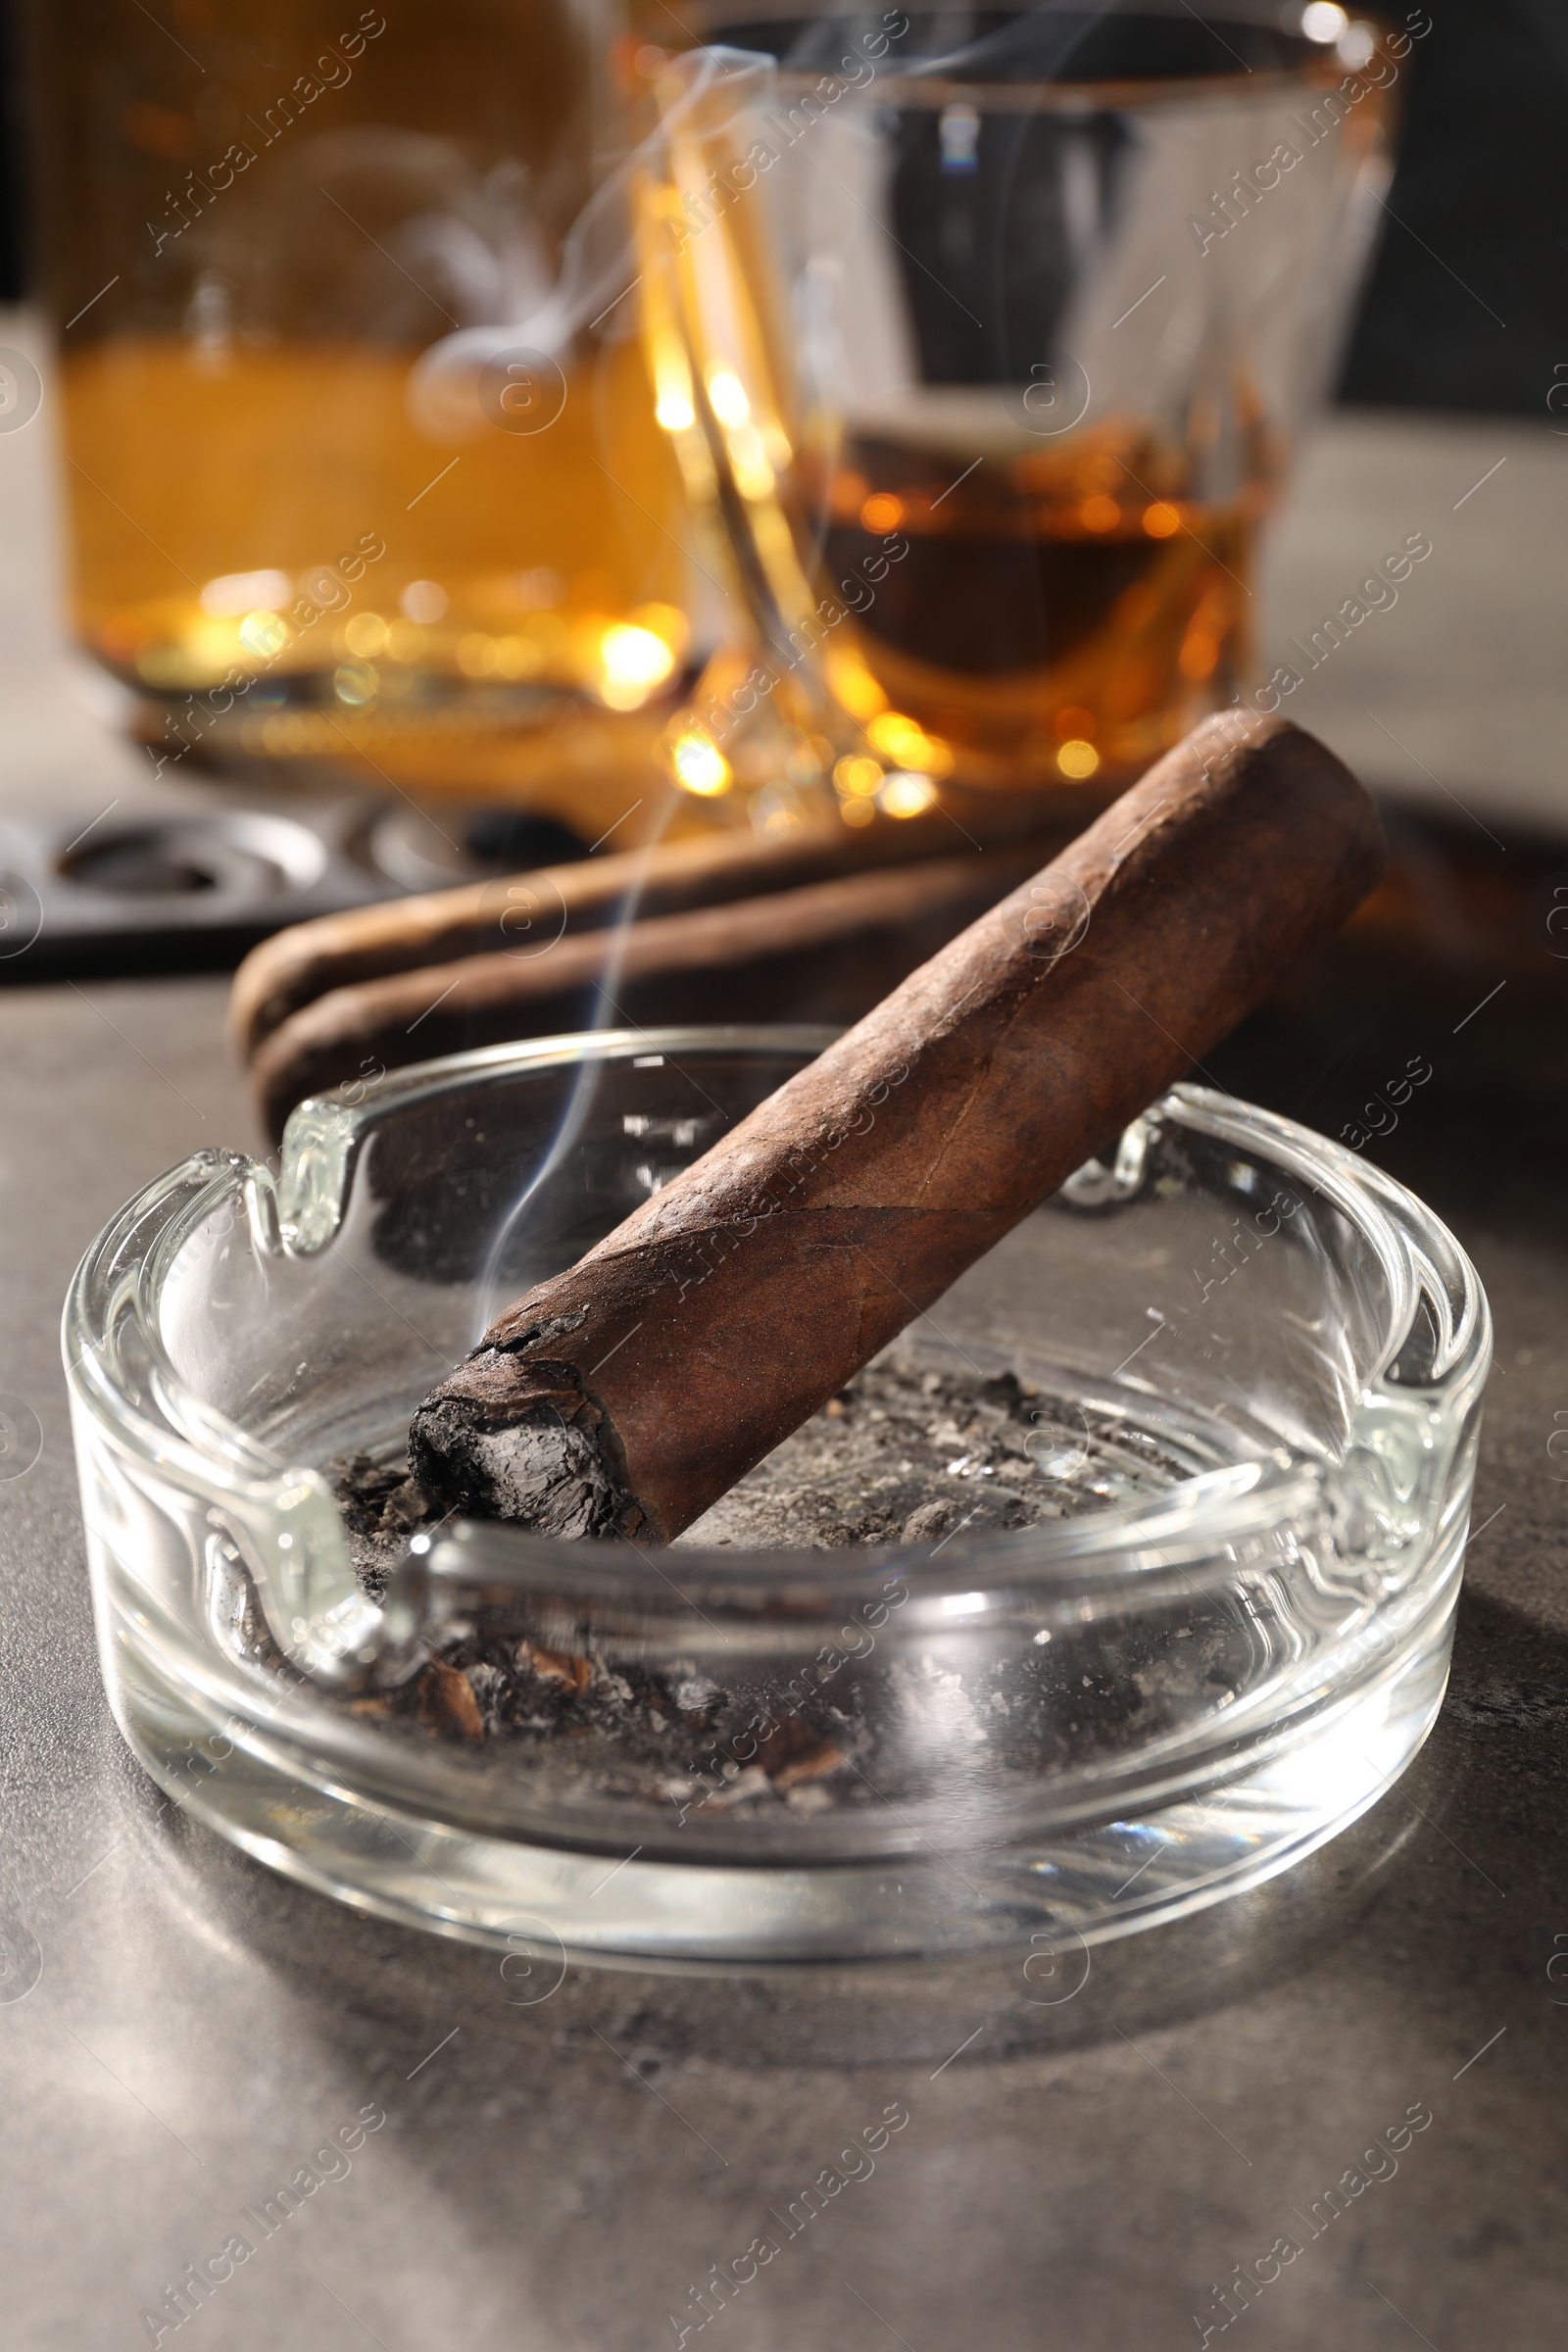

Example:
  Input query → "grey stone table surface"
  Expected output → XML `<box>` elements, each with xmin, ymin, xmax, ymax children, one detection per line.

<box><xmin>0</xmin><ymin>977</ymin><xmax>1565</xmax><ymax>2352</ymax></box>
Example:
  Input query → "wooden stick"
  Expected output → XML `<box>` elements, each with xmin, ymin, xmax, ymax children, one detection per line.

<box><xmin>407</xmin><ymin>715</ymin><xmax>1388</xmax><ymax>1542</ymax></box>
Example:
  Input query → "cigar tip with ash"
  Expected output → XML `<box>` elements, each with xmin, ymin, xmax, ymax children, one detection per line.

<box><xmin>407</xmin><ymin>714</ymin><xmax>1387</xmax><ymax>1546</ymax></box>
<box><xmin>409</xmin><ymin>1351</ymin><xmax>645</xmax><ymax>1541</ymax></box>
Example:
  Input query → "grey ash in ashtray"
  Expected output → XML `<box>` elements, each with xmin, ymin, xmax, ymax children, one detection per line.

<box><xmin>331</xmin><ymin>1357</ymin><xmax>1187</xmax><ymax>1586</ymax></box>
<box><xmin>331</xmin><ymin>1452</ymin><xmax>442</xmax><ymax>1600</ymax></box>
<box><xmin>677</xmin><ymin>1356</ymin><xmax>1187</xmax><ymax>1550</ymax></box>
<box><xmin>325</xmin><ymin>1360</ymin><xmax>1207</xmax><ymax>1807</ymax></box>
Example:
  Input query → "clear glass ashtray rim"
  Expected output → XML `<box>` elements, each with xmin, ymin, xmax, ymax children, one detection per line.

<box><xmin>61</xmin><ymin>1029</ymin><xmax>1490</xmax><ymax>1941</ymax></box>
<box><xmin>63</xmin><ymin>1024</ymin><xmax>1492</xmax><ymax>1625</ymax></box>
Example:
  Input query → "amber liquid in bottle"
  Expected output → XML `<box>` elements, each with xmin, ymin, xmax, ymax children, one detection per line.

<box><xmin>34</xmin><ymin>0</ymin><xmax>697</xmax><ymax>811</ymax></box>
<box><xmin>63</xmin><ymin>335</ymin><xmax>688</xmax><ymax>702</ymax></box>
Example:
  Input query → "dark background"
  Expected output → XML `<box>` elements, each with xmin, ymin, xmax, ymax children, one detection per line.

<box><xmin>1335</xmin><ymin>0</ymin><xmax>1568</xmax><ymax>416</ymax></box>
<box><xmin>0</xmin><ymin>0</ymin><xmax>1562</xmax><ymax>412</ymax></box>
<box><xmin>0</xmin><ymin>0</ymin><xmax>23</xmax><ymax>308</ymax></box>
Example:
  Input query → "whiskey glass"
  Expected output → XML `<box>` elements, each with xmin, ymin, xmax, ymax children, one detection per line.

<box><xmin>641</xmin><ymin>3</ymin><xmax>1400</xmax><ymax>815</ymax></box>
<box><xmin>22</xmin><ymin>0</ymin><xmax>697</xmax><ymax>834</ymax></box>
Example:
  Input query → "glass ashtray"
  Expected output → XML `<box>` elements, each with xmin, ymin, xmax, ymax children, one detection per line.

<box><xmin>65</xmin><ymin>1029</ymin><xmax>1490</xmax><ymax>1968</ymax></box>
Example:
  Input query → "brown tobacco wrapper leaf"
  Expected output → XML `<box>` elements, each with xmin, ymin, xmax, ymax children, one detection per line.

<box><xmin>248</xmin><ymin>847</ymin><xmax>1053</xmax><ymax>1140</ymax></box>
<box><xmin>768</xmin><ymin>1738</ymin><xmax>847</xmax><ymax>1789</ymax></box>
<box><xmin>415</xmin><ymin>1660</ymin><xmax>485</xmax><ymax>1742</ymax></box>
<box><xmin>409</xmin><ymin>714</ymin><xmax>1388</xmax><ymax>1544</ymax></box>
<box><xmin>230</xmin><ymin>826</ymin><xmax>855</xmax><ymax>1059</ymax></box>
<box><xmin>229</xmin><ymin>803</ymin><xmax>1059</xmax><ymax>1063</ymax></box>
<box><xmin>516</xmin><ymin>1639</ymin><xmax>594</xmax><ymax>1693</ymax></box>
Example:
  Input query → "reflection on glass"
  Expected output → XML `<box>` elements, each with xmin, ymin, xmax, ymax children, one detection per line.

<box><xmin>643</xmin><ymin>5</ymin><xmax>1397</xmax><ymax>806</ymax></box>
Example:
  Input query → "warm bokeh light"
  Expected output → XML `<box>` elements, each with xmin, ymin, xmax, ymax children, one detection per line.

<box><xmin>1301</xmin><ymin>2</ymin><xmax>1348</xmax><ymax>41</ymax></box>
<box><xmin>400</xmin><ymin>578</ymin><xmax>447</xmax><ymax>623</ymax></box>
<box><xmin>823</xmin><ymin>649</ymin><xmax>889</xmax><ymax>720</ymax></box>
<box><xmin>866</xmin><ymin>710</ymin><xmax>953</xmax><ymax>776</ymax></box>
<box><xmin>834</xmin><ymin>754</ymin><xmax>884</xmax><ymax>798</ymax></box>
<box><xmin>727</xmin><ymin>427</ymin><xmax>776</xmax><ymax>501</ymax></box>
<box><xmin>343</xmin><ymin>611</ymin><xmax>389</xmax><ymax>659</ymax></box>
<box><xmin>860</xmin><ymin>493</ymin><xmax>904</xmax><ymax>532</ymax></box>
<box><xmin>599</xmin><ymin>623</ymin><xmax>677</xmax><ymax>710</ymax></box>
<box><xmin>650</xmin><ymin>326</ymin><xmax>698</xmax><ymax>434</ymax></box>
<box><xmin>670</xmin><ymin>730</ymin><xmax>731</xmax><ymax>795</ymax></box>
<box><xmin>1057</xmin><ymin>738</ymin><xmax>1101</xmax><ymax>778</ymax></box>
<box><xmin>634</xmin><ymin>602</ymin><xmax>689</xmax><ymax>660</ymax></box>
<box><xmin>239</xmin><ymin>610</ymin><xmax>289</xmax><ymax>658</ymax></box>
<box><xmin>1080</xmin><ymin>495</ymin><xmax>1120</xmax><ymax>533</ymax></box>
<box><xmin>1143</xmin><ymin>503</ymin><xmax>1181</xmax><ymax>538</ymax></box>
<box><xmin>200</xmin><ymin>567</ymin><xmax>289</xmax><ymax>617</ymax></box>
<box><xmin>878</xmin><ymin>771</ymin><xmax>939</xmax><ymax>817</ymax></box>
<box><xmin>706</xmin><ymin>368</ymin><xmax>751</xmax><ymax>428</ymax></box>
